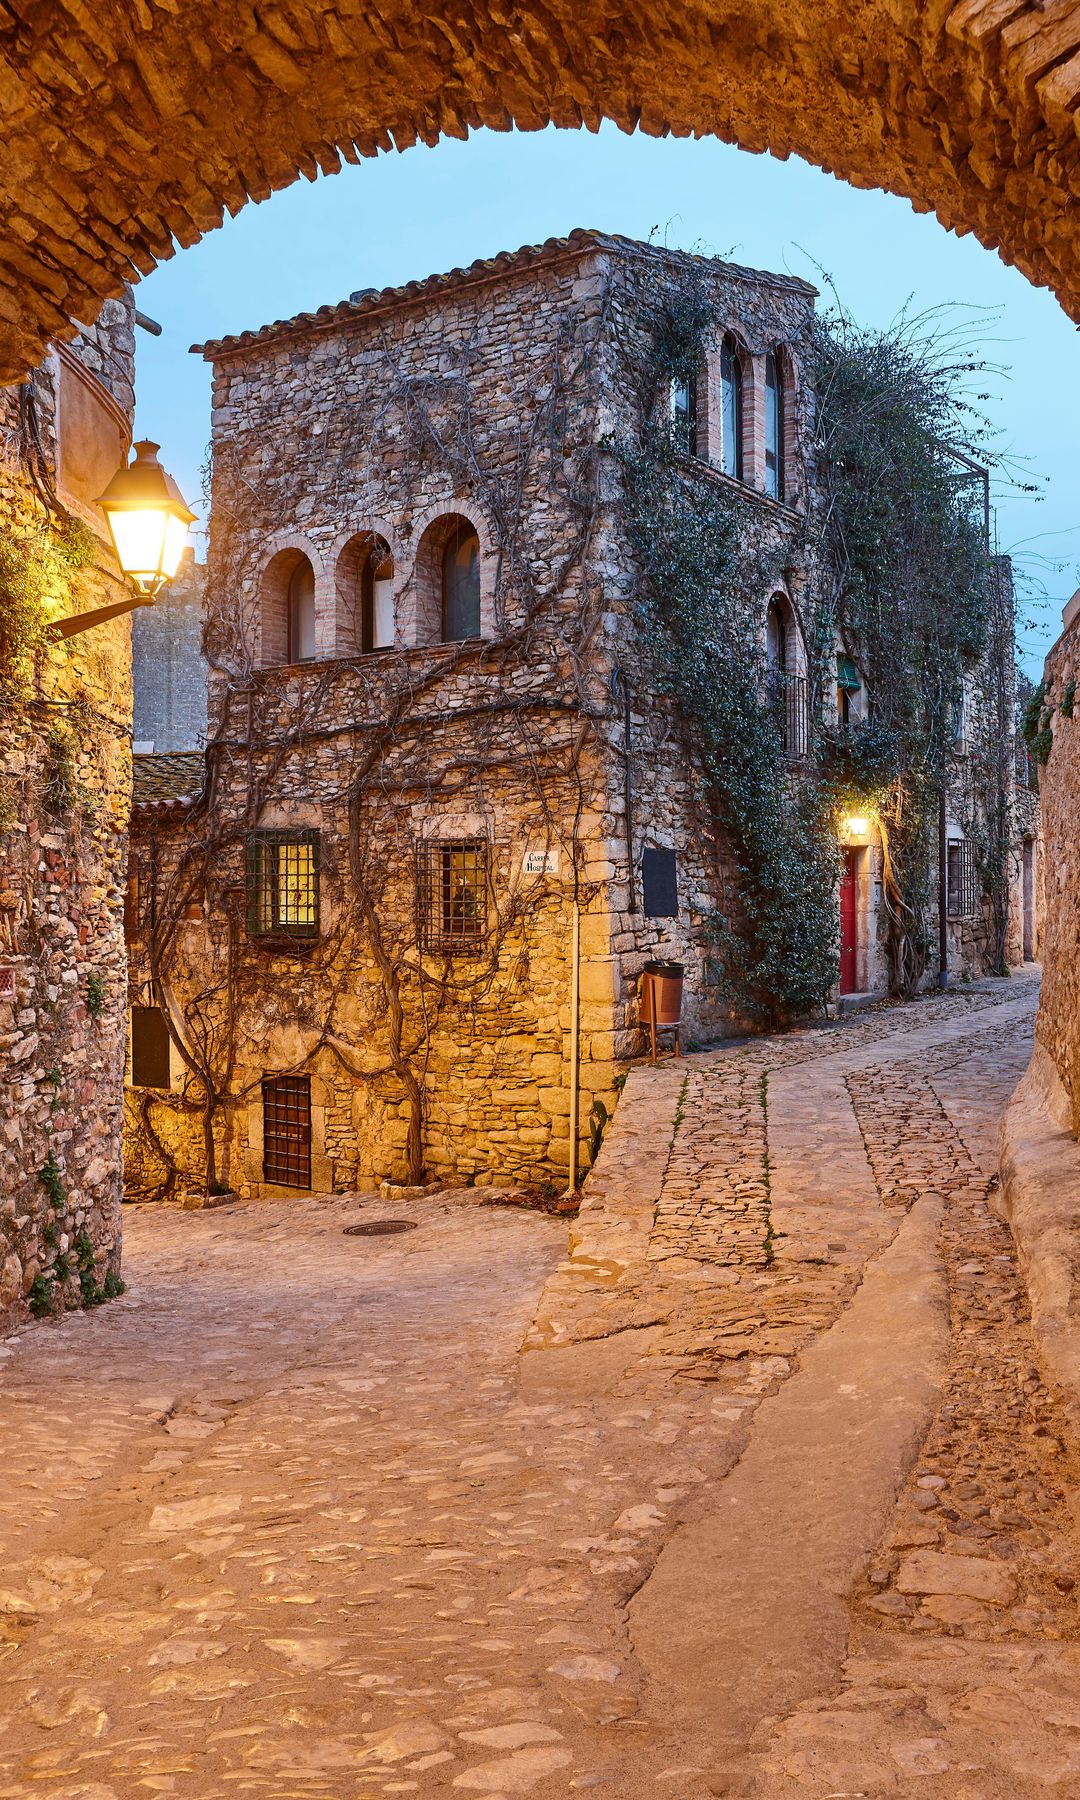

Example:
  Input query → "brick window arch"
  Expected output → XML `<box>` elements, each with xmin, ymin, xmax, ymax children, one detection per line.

<box><xmin>260</xmin><ymin>547</ymin><xmax>316</xmax><ymax>668</ymax></box>
<box><xmin>764</xmin><ymin>348</ymin><xmax>787</xmax><ymax>502</ymax></box>
<box><xmin>719</xmin><ymin>333</ymin><xmax>745</xmax><ymax>481</ymax></box>
<box><xmin>416</xmin><ymin>513</ymin><xmax>484</xmax><ymax>645</ymax></box>
<box><xmin>336</xmin><ymin>532</ymin><xmax>394</xmax><ymax>654</ymax></box>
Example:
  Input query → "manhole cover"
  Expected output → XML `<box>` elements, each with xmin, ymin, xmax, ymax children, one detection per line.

<box><xmin>343</xmin><ymin>1219</ymin><xmax>418</xmax><ymax>1237</ymax></box>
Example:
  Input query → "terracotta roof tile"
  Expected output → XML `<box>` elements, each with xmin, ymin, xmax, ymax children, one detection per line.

<box><xmin>192</xmin><ymin>228</ymin><xmax>816</xmax><ymax>360</ymax></box>
<box><xmin>132</xmin><ymin>751</ymin><xmax>204</xmax><ymax>810</ymax></box>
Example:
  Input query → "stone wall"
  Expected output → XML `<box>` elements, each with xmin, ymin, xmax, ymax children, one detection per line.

<box><xmin>3</xmin><ymin>5</ymin><xmax>1080</xmax><ymax>386</ymax></box>
<box><xmin>132</xmin><ymin>551</ymin><xmax>208</xmax><ymax>751</ymax></box>
<box><xmin>0</xmin><ymin>296</ymin><xmax>136</xmax><ymax>1331</ymax></box>
<box><xmin>1033</xmin><ymin>608</ymin><xmax>1080</xmax><ymax>1132</ymax></box>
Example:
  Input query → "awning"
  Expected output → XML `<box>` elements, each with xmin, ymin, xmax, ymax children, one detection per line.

<box><xmin>837</xmin><ymin>655</ymin><xmax>862</xmax><ymax>692</ymax></box>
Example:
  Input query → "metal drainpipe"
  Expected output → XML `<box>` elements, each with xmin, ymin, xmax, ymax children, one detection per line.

<box><xmin>566</xmin><ymin>898</ymin><xmax>581</xmax><ymax>1199</ymax></box>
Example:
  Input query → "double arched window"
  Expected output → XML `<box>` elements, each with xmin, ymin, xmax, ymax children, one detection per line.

<box><xmin>671</xmin><ymin>371</ymin><xmax>700</xmax><ymax>458</ymax></box>
<box><xmin>720</xmin><ymin>335</ymin><xmax>743</xmax><ymax>481</ymax></box>
<box><xmin>764</xmin><ymin>350</ymin><xmax>785</xmax><ymax>502</ymax></box>
<box><xmin>441</xmin><ymin>520</ymin><xmax>481</xmax><ymax>642</ymax></box>
<box><xmin>259</xmin><ymin>548</ymin><xmax>317</xmax><ymax>668</ymax></box>
<box><xmin>287</xmin><ymin>558</ymin><xmax>316</xmax><ymax>663</ymax></box>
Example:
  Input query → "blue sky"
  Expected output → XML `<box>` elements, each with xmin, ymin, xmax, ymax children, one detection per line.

<box><xmin>133</xmin><ymin>123</ymin><xmax>1079</xmax><ymax>678</ymax></box>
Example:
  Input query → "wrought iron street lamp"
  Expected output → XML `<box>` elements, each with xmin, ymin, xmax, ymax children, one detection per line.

<box><xmin>53</xmin><ymin>439</ymin><xmax>195</xmax><ymax>639</ymax></box>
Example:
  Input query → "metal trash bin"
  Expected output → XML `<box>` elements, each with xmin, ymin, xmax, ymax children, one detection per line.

<box><xmin>640</xmin><ymin>959</ymin><xmax>684</xmax><ymax>1062</ymax></box>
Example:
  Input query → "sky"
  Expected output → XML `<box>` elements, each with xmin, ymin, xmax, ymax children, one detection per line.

<box><xmin>132</xmin><ymin>123</ymin><xmax>1080</xmax><ymax>680</ymax></box>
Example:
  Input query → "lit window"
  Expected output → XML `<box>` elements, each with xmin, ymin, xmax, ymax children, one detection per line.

<box><xmin>441</xmin><ymin>524</ymin><xmax>481</xmax><ymax>642</ymax></box>
<box><xmin>247</xmin><ymin>831</ymin><xmax>320</xmax><ymax>938</ymax></box>
<box><xmin>287</xmin><ymin>560</ymin><xmax>316</xmax><ymax>662</ymax></box>
<box><xmin>765</xmin><ymin>350</ymin><xmax>785</xmax><ymax>501</ymax></box>
<box><xmin>670</xmin><ymin>373</ymin><xmax>698</xmax><ymax>457</ymax></box>
<box><xmin>417</xmin><ymin>839</ymin><xmax>487</xmax><ymax>953</ymax></box>
<box><xmin>720</xmin><ymin>336</ymin><xmax>743</xmax><ymax>480</ymax></box>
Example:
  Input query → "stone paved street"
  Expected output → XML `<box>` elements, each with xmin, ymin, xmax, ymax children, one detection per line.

<box><xmin>3</xmin><ymin>973</ymin><xmax>1080</xmax><ymax>1797</ymax></box>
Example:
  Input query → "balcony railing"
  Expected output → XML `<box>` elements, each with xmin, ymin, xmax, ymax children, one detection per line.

<box><xmin>768</xmin><ymin>670</ymin><xmax>809</xmax><ymax>763</ymax></box>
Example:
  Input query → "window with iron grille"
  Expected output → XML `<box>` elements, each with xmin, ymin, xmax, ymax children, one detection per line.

<box><xmin>417</xmin><ymin>839</ymin><xmax>488</xmax><ymax>954</ymax></box>
<box><xmin>247</xmin><ymin>830</ymin><xmax>320</xmax><ymax>938</ymax></box>
<box><xmin>262</xmin><ymin>1075</ymin><xmax>312</xmax><ymax>1189</ymax></box>
<box><xmin>946</xmin><ymin>839</ymin><xmax>980</xmax><ymax>919</ymax></box>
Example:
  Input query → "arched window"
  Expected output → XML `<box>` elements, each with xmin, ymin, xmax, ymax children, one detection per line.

<box><xmin>766</xmin><ymin>598</ymin><xmax>788</xmax><ymax>672</ymax></box>
<box><xmin>287</xmin><ymin>558</ymin><xmax>316</xmax><ymax>663</ymax></box>
<box><xmin>720</xmin><ymin>335</ymin><xmax>743</xmax><ymax>481</ymax></box>
<box><xmin>360</xmin><ymin>539</ymin><xmax>394</xmax><ymax>652</ymax></box>
<box><xmin>259</xmin><ymin>548</ymin><xmax>317</xmax><ymax>668</ymax></box>
<box><xmin>441</xmin><ymin>521</ymin><xmax>481</xmax><ymax>642</ymax></box>
<box><xmin>670</xmin><ymin>372</ymin><xmax>698</xmax><ymax>458</ymax></box>
<box><xmin>765</xmin><ymin>350</ymin><xmax>785</xmax><ymax>501</ymax></box>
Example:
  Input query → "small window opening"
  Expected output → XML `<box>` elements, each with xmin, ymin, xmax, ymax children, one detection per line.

<box><xmin>720</xmin><ymin>336</ymin><xmax>743</xmax><ymax>481</ymax></box>
<box><xmin>361</xmin><ymin>544</ymin><xmax>394</xmax><ymax>652</ymax></box>
<box><xmin>671</xmin><ymin>373</ymin><xmax>698</xmax><ymax>458</ymax></box>
<box><xmin>287</xmin><ymin>560</ymin><xmax>316</xmax><ymax>662</ymax></box>
<box><xmin>765</xmin><ymin>350</ymin><xmax>785</xmax><ymax>502</ymax></box>
<box><xmin>441</xmin><ymin>524</ymin><xmax>481</xmax><ymax>642</ymax></box>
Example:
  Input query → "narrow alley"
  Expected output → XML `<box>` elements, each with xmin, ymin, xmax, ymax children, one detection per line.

<box><xmin>2</xmin><ymin>973</ymin><xmax>1077</xmax><ymax>1798</ymax></box>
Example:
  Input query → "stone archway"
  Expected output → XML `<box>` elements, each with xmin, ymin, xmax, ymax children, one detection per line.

<box><xmin>2</xmin><ymin>0</ymin><xmax>1080</xmax><ymax>381</ymax></box>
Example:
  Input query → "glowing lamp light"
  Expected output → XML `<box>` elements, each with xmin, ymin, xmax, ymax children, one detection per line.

<box><xmin>98</xmin><ymin>440</ymin><xmax>196</xmax><ymax>598</ymax></box>
<box><xmin>845</xmin><ymin>814</ymin><xmax>870</xmax><ymax>837</ymax></box>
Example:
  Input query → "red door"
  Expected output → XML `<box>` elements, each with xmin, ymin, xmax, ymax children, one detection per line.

<box><xmin>839</xmin><ymin>849</ymin><xmax>858</xmax><ymax>994</ymax></box>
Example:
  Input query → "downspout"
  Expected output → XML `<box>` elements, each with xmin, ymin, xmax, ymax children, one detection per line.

<box><xmin>938</xmin><ymin>787</ymin><xmax>949</xmax><ymax>989</ymax></box>
<box><xmin>566</xmin><ymin>897</ymin><xmax>580</xmax><ymax>1199</ymax></box>
<box><xmin>612</xmin><ymin>667</ymin><xmax>636</xmax><ymax>914</ymax></box>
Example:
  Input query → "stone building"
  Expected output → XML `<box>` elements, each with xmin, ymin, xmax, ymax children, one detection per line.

<box><xmin>123</xmin><ymin>231</ymin><xmax>1030</xmax><ymax>1203</ymax></box>
<box><xmin>0</xmin><ymin>298</ymin><xmax>138</xmax><ymax>1329</ymax></box>
<box><xmin>132</xmin><ymin>550</ymin><xmax>209</xmax><ymax>752</ymax></box>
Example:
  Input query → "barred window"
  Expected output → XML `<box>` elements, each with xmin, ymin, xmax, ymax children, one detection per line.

<box><xmin>946</xmin><ymin>838</ymin><xmax>979</xmax><ymax>919</ymax></box>
<box><xmin>417</xmin><ymin>839</ymin><xmax>487</xmax><ymax>954</ymax></box>
<box><xmin>247</xmin><ymin>831</ymin><xmax>320</xmax><ymax>938</ymax></box>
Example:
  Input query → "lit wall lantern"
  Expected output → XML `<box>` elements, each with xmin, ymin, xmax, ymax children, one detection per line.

<box><xmin>844</xmin><ymin>814</ymin><xmax>870</xmax><ymax>839</ymax></box>
<box><xmin>53</xmin><ymin>439</ymin><xmax>195</xmax><ymax>640</ymax></box>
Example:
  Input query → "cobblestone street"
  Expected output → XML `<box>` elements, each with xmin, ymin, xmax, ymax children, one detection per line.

<box><xmin>3</xmin><ymin>973</ymin><xmax>1079</xmax><ymax>1797</ymax></box>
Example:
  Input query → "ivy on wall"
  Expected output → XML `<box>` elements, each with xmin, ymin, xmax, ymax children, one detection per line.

<box><xmin>616</xmin><ymin>274</ymin><xmax>1009</xmax><ymax>1019</ymax></box>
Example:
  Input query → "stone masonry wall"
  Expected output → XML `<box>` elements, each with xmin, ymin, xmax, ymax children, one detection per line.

<box><xmin>1034</xmin><ymin>612</ymin><xmax>1080</xmax><ymax>1132</ymax></box>
<box><xmin>0</xmin><ymin>296</ymin><xmax>136</xmax><ymax>1331</ymax></box>
<box><xmin>131</xmin><ymin>552</ymin><xmax>208</xmax><ymax>751</ymax></box>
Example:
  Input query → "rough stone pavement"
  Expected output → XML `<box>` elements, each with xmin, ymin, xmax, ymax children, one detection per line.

<box><xmin>1</xmin><ymin>972</ymin><xmax>1077</xmax><ymax>1797</ymax></box>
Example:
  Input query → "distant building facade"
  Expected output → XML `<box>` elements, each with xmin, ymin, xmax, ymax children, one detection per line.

<box><xmin>132</xmin><ymin>549</ymin><xmax>208</xmax><ymax>751</ymax></box>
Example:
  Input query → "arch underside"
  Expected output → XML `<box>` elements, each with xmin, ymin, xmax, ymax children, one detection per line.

<box><xmin>1</xmin><ymin>0</ymin><xmax>1079</xmax><ymax>381</ymax></box>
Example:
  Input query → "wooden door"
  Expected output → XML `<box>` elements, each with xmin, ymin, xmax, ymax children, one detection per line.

<box><xmin>839</xmin><ymin>849</ymin><xmax>858</xmax><ymax>994</ymax></box>
<box><xmin>262</xmin><ymin>1075</ymin><xmax>312</xmax><ymax>1189</ymax></box>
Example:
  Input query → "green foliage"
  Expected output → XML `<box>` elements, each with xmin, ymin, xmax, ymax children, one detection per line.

<box><xmin>611</xmin><ymin>323</ymin><xmax>838</xmax><ymax>1023</ymax></box>
<box><xmin>41</xmin><ymin>721</ymin><xmax>78</xmax><ymax>816</ymax></box>
<box><xmin>1023</xmin><ymin>681</ymin><xmax>1054</xmax><ymax>766</ymax></box>
<box><xmin>85</xmin><ymin>971</ymin><xmax>105</xmax><ymax>1020</ymax></box>
<box><xmin>28</xmin><ymin>1273</ymin><xmax>56</xmax><ymax>1319</ymax></box>
<box><xmin>0</xmin><ymin>514</ymin><xmax>97</xmax><ymax>701</ymax></box>
<box><xmin>0</xmin><ymin>780</ymin><xmax>15</xmax><ymax>836</ymax></box>
<box><xmin>39</xmin><ymin>1150</ymin><xmax>66</xmax><ymax>1210</ymax></box>
<box><xmin>809</xmin><ymin>311</ymin><xmax>999</xmax><ymax>994</ymax></box>
<box><xmin>1060</xmin><ymin>678</ymin><xmax>1076</xmax><ymax>723</ymax></box>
